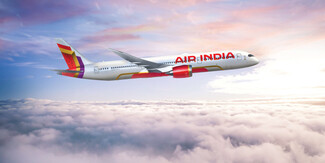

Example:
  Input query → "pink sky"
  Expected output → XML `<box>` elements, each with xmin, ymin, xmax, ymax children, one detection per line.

<box><xmin>0</xmin><ymin>0</ymin><xmax>324</xmax><ymax>100</ymax></box>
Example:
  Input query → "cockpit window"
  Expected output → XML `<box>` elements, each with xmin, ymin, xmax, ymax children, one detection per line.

<box><xmin>248</xmin><ymin>54</ymin><xmax>254</xmax><ymax>57</ymax></box>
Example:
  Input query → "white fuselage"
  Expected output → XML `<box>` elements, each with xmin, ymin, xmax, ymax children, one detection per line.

<box><xmin>81</xmin><ymin>50</ymin><xmax>259</xmax><ymax>80</ymax></box>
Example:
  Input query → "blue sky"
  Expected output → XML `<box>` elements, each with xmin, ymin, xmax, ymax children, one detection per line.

<box><xmin>1</xmin><ymin>0</ymin><xmax>325</xmax><ymax>101</ymax></box>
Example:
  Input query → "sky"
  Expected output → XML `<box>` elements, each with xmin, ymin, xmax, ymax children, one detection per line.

<box><xmin>1</xmin><ymin>0</ymin><xmax>324</xmax><ymax>101</ymax></box>
<box><xmin>1</xmin><ymin>1</ymin><xmax>325</xmax><ymax>163</ymax></box>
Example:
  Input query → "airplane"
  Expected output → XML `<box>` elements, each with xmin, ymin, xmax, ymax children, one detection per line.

<box><xmin>54</xmin><ymin>38</ymin><xmax>259</xmax><ymax>80</ymax></box>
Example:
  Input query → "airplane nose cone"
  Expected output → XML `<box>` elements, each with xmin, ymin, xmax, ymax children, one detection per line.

<box><xmin>251</xmin><ymin>57</ymin><xmax>259</xmax><ymax>66</ymax></box>
<box><xmin>254</xmin><ymin>58</ymin><xmax>259</xmax><ymax>65</ymax></box>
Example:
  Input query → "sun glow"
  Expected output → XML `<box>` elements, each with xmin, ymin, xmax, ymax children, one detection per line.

<box><xmin>208</xmin><ymin>40</ymin><xmax>325</xmax><ymax>97</ymax></box>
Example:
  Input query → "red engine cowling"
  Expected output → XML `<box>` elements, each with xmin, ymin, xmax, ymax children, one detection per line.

<box><xmin>172</xmin><ymin>65</ymin><xmax>192</xmax><ymax>78</ymax></box>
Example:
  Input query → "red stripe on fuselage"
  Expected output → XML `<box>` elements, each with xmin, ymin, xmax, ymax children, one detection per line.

<box><xmin>131</xmin><ymin>73</ymin><xmax>169</xmax><ymax>79</ymax></box>
<box><xmin>192</xmin><ymin>68</ymin><xmax>208</xmax><ymax>73</ymax></box>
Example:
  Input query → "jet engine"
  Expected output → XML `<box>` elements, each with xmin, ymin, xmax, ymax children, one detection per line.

<box><xmin>172</xmin><ymin>65</ymin><xmax>192</xmax><ymax>78</ymax></box>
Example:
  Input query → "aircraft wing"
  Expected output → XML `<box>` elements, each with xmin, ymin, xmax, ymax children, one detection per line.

<box><xmin>110</xmin><ymin>49</ymin><xmax>168</xmax><ymax>71</ymax></box>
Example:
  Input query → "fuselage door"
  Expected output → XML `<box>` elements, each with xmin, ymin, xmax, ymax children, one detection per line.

<box><xmin>197</xmin><ymin>56</ymin><xmax>202</xmax><ymax>64</ymax></box>
<box><xmin>94</xmin><ymin>66</ymin><xmax>99</xmax><ymax>73</ymax></box>
<box><xmin>236</xmin><ymin>53</ymin><xmax>242</xmax><ymax>60</ymax></box>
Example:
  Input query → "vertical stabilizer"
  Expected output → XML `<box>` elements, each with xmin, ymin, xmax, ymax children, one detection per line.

<box><xmin>55</xmin><ymin>38</ymin><xmax>92</xmax><ymax>78</ymax></box>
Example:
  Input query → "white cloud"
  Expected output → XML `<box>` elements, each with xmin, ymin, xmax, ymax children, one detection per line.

<box><xmin>208</xmin><ymin>39</ymin><xmax>325</xmax><ymax>97</ymax></box>
<box><xmin>0</xmin><ymin>98</ymin><xmax>325</xmax><ymax>163</ymax></box>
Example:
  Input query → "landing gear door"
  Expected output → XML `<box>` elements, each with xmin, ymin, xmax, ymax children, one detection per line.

<box><xmin>236</xmin><ymin>53</ymin><xmax>242</xmax><ymax>60</ymax></box>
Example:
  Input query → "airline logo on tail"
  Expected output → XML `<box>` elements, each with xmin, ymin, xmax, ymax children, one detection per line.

<box><xmin>56</xmin><ymin>43</ymin><xmax>84</xmax><ymax>78</ymax></box>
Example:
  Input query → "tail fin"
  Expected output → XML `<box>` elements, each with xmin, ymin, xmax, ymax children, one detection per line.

<box><xmin>55</xmin><ymin>38</ymin><xmax>92</xmax><ymax>78</ymax></box>
<box><xmin>55</xmin><ymin>38</ymin><xmax>92</xmax><ymax>70</ymax></box>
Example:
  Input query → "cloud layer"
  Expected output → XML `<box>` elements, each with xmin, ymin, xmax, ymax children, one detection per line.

<box><xmin>1</xmin><ymin>98</ymin><xmax>325</xmax><ymax>163</ymax></box>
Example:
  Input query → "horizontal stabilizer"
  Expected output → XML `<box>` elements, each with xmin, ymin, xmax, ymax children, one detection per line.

<box><xmin>52</xmin><ymin>69</ymin><xmax>81</xmax><ymax>74</ymax></box>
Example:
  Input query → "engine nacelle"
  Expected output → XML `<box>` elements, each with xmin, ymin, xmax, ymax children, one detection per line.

<box><xmin>172</xmin><ymin>65</ymin><xmax>192</xmax><ymax>78</ymax></box>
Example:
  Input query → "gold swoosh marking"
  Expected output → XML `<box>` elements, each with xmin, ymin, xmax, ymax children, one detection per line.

<box><xmin>194</xmin><ymin>65</ymin><xmax>224</xmax><ymax>70</ymax></box>
<box><xmin>116</xmin><ymin>72</ymin><xmax>148</xmax><ymax>80</ymax></box>
<box><xmin>59</xmin><ymin>48</ymin><xmax>74</xmax><ymax>55</ymax></box>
